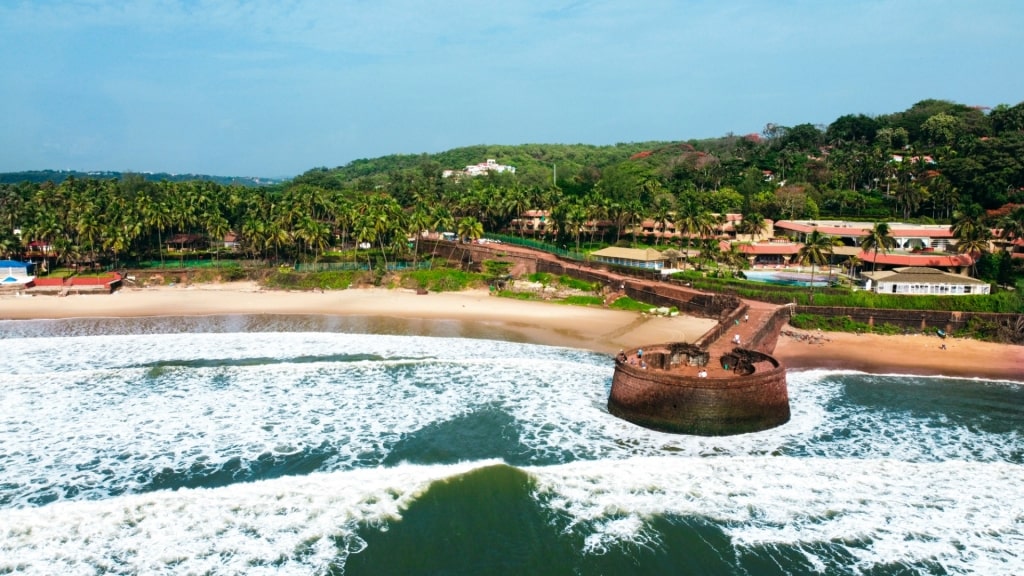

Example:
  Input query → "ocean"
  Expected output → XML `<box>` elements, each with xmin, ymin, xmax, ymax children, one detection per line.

<box><xmin>1</xmin><ymin>315</ymin><xmax>1022</xmax><ymax>575</ymax></box>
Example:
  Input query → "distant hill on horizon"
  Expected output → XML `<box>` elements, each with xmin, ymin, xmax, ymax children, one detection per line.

<box><xmin>0</xmin><ymin>169</ymin><xmax>288</xmax><ymax>187</ymax></box>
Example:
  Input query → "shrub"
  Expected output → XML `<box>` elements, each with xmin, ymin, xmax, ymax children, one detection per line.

<box><xmin>610</xmin><ymin>296</ymin><xmax>655</xmax><ymax>311</ymax></box>
<box><xmin>561</xmin><ymin>295</ymin><xmax>604</xmax><ymax>307</ymax></box>
<box><xmin>263</xmin><ymin>270</ymin><xmax>359</xmax><ymax>290</ymax></box>
<box><xmin>400</xmin><ymin>268</ymin><xmax>486</xmax><ymax>292</ymax></box>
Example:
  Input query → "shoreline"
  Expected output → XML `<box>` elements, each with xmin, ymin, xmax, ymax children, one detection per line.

<box><xmin>2</xmin><ymin>283</ymin><xmax>1021</xmax><ymax>382</ymax></box>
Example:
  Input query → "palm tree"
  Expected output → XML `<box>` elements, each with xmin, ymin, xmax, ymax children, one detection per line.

<box><xmin>798</xmin><ymin>229</ymin><xmax>840</xmax><ymax>292</ymax></box>
<box><xmin>845</xmin><ymin>255</ymin><xmax>863</xmax><ymax>279</ymax></box>
<box><xmin>651</xmin><ymin>193</ymin><xmax>675</xmax><ymax>246</ymax></box>
<box><xmin>859</xmin><ymin>222</ymin><xmax>895</xmax><ymax>272</ymax></box>
<box><xmin>955</xmin><ymin>225</ymin><xmax>992</xmax><ymax>278</ymax></box>
<box><xmin>457</xmin><ymin>216</ymin><xmax>484</xmax><ymax>243</ymax></box>
<box><xmin>736</xmin><ymin>212</ymin><xmax>768</xmax><ymax>241</ymax></box>
<box><xmin>407</xmin><ymin>207</ymin><xmax>433</xmax><ymax>266</ymax></box>
<box><xmin>720</xmin><ymin>242</ymin><xmax>750</xmax><ymax>274</ymax></box>
<box><xmin>997</xmin><ymin>207</ymin><xmax>1024</xmax><ymax>251</ymax></box>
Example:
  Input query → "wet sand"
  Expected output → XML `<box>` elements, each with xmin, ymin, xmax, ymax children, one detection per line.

<box><xmin>2</xmin><ymin>283</ymin><xmax>1020</xmax><ymax>381</ymax></box>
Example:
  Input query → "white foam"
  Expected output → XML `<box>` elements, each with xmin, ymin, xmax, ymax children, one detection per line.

<box><xmin>529</xmin><ymin>456</ymin><xmax>1024</xmax><ymax>574</ymax></box>
<box><xmin>0</xmin><ymin>461</ymin><xmax>492</xmax><ymax>575</ymax></box>
<box><xmin>3</xmin><ymin>330</ymin><xmax>1022</xmax><ymax>573</ymax></box>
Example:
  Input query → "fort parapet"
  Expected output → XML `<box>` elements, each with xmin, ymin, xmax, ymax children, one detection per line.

<box><xmin>609</xmin><ymin>345</ymin><xmax>789</xmax><ymax>435</ymax></box>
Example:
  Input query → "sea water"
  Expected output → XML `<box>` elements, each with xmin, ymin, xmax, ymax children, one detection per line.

<box><xmin>1</xmin><ymin>316</ymin><xmax>1022</xmax><ymax>575</ymax></box>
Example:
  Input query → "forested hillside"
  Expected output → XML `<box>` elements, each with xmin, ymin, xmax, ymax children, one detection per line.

<box><xmin>1</xmin><ymin>99</ymin><xmax>1022</xmax><ymax>283</ymax></box>
<box><xmin>0</xmin><ymin>170</ymin><xmax>283</xmax><ymax>188</ymax></box>
<box><xmin>295</xmin><ymin>98</ymin><xmax>1024</xmax><ymax>220</ymax></box>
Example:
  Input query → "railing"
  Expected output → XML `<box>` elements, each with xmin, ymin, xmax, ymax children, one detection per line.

<box><xmin>293</xmin><ymin>261</ymin><xmax>433</xmax><ymax>273</ymax></box>
<box><xmin>483</xmin><ymin>233</ymin><xmax>587</xmax><ymax>261</ymax></box>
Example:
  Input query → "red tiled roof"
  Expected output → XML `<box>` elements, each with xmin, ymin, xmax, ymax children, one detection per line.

<box><xmin>774</xmin><ymin>221</ymin><xmax>954</xmax><ymax>238</ymax></box>
<box><xmin>858</xmin><ymin>251</ymin><xmax>972</xmax><ymax>267</ymax></box>
<box><xmin>736</xmin><ymin>243</ymin><xmax>801</xmax><ymax>255</ymax></box>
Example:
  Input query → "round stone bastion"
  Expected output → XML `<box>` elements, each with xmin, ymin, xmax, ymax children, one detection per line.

<box><xmin>609</xmin><ymin>343</ymin><xmax>790</xmax><ymax>436</ymax></box>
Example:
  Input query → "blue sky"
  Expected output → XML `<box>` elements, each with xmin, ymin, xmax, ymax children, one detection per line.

<box><xmin>1</xmin><ymin>1</ymin><xmax>1022</xmax><ymax>178</ymax></box>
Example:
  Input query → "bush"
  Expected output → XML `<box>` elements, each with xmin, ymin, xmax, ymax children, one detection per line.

<box><xmin>610</xmin><ymin>296</ymin><xmax>654</xmax><ymax>311</ymax></box>
<box><xmin>557</xmin><ymin>275</ymin><xmax>599</xmax><ymax>292</ymax></box>
<box><xmin>561</xmin><ymin>295</ymin><xmax>604</xmax><ymax>307</ymax></box>
<box><xmin>400</xmin><ymin>268</ymin><xmax>486</xmax><ymax>292</ymax></box>
<box><xmin>263</xmin><ymin>269</ymin><xmax>360</xmax><ymax>290</ymax></box>
<box><xmin>789</xmin><ymin>313</ymin><xmax>902</xmax><ymax>334</ymax></box>
<box><xmin>670</xmin><ymin>270</ymin><xmax>1022</xmax><ymax>313</ymax></box>
<box><xmin>497</xmin><ymin>290</ymin><xmax>540</xmax><ymax>301</ymax></box>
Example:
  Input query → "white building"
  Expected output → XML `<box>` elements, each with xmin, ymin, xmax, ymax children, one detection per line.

<box><xmin>442</xmin><ymin>159</ymin><xmax>516</xmax><ymax>178</ymax></box>
<box><xmin>861</xmin><ymin>267</ymin><xmax>990</xmax><ymax>295</ymax></box>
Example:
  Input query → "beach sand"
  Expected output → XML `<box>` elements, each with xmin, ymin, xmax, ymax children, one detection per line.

<box><xmin>0</xmin><ymin>283</ymin><xmax>715</xmax><ymax>356</ymax></box>
<box><xmin>774</xmin><ymin>327</ymin><xmax>1023</xmax><ymax>382</ymax></box>
<box><xmin>2</xmin><ymin>283</ymin><xmax>1021</xmax><ymax>381</ymax></box>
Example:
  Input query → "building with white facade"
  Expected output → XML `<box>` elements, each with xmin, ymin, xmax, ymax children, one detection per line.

<box><xmin>442</xmin><ymin>159</ymin><xmax>516</xmax><ymax>178</ymax></box>
<box><xmin>860</xmin><ymin>267</ymin><xmax>990</xmax><ymax>295</ymax></box>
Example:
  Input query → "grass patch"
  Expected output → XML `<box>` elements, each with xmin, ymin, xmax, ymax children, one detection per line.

<box><xmin>561</xmin><ymin>295</ymin><xmax>604</xmax><ymax>307</ymax></box>
<box><xmin>496</xmin><ymin>290</ymin><xmax>541</xmax><ymax>301</ymax></box>
<box><xmin>671</xmin><ymin>270</ymin><xmax>1022</xmax><ymax>313</ymax></box>
<box><xmin>263</xmin><ymin>269</ymin><xmax>361</xmax><ymax>290</ymax></box>
<box><xmin>398</xmin><ymin>268</ymin><xmax>486</xmax><ymax>292</ymax></box>
<box><xmin>790</xmin><ymin>313</ymin><xmax>904</xmax><ymax>335</ymax></box>
<box><xmin>557</xmin><ymin>275</ymin><xmax>600</xmax><ymax>292</ymax></box>
<box><xmin>609</xmin><ymin>296</ymin><xmax>654</xmax><ymax>312</ymax></box>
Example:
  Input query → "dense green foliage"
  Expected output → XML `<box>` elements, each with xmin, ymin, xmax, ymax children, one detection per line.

<box><xmin>672</xmin><ymin>271</ymin><xmax>1023</xmax><ymax>313</ymax></box>
<box><xmin>1</xmin><ymin>98</ymin><xmax>1021</xmax><ymax>295</ymax></box>
<box><xmin>789</xmin><ymin>313</ymin><xmax>903</xmax><ymax>335</ymax></box>
<box><xmin>399</xmin><ymin>268</ymin><xmax>486</xmax><ymax>292</ymax></box>
<box><xmin>263</xmin><ymin>269</ymin><xmax>361</xmax><ymax>290</ymax></box>
<box><xmin>0</xmin><ymin>169</ymin><xmax>282</xmax><ymax>187</ymax></box>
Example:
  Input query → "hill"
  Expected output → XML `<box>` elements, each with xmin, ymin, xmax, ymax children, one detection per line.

<box><xmin>0</xmin><ymin>169</ymin><xmax>286</xmax><ymax>187</ymax></box>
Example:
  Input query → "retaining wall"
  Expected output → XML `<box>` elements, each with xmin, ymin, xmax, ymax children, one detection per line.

<box><xmin>608</xmin><ymin>353</ymin><xmax>790</xmax><ymax>435</ymax></box>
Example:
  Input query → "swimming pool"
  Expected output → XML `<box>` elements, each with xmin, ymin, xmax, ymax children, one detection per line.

<box><xmin>743</xmin><ymin>270</ymin><xmax>832</xmax><ymax>287</ymax></box>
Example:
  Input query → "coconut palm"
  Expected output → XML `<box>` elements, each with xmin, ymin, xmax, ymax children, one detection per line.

<box><xmin>736</xmin><ymin>212</ymin><xmax>768</xmax><ymax>240</ymax></box>
<box><xmin>845</xmin><ymin>255</ymin><xmax>863</xmax><ymax>279</ymax></box>
<box><xmin>457</xmin><ymin>216</ymin><xmax>484</xmax><ymax>243</ymax></box>
<box><xmin>955</xmin><ymin>226</ymin><xmax>992</xmax><ymax>278</ymax></box>
<box><xmin>997</xmin><ymin>207</ymin><xmax>1024</xmax><ymax>250</ymax></box>
<box><xmin>798</xmin><ymin>229</ymin><xmax>841</xmax><ymax>291</ymax></box>
<box><xmin>859</xmin><ymin>222</ymin><xmax>895</xmax><ymax>272</ymax></box>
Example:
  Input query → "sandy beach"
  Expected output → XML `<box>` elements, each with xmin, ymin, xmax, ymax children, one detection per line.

<box><xmin>2</xmin><ymin>283</ymin><xmax>1021</xmax><ymax>381</ymax></box>
<box><xmin>0</xmin><ymin>283</ymin><xmax>715</xmax><ymax>356</ymax></box>
<box><xmin>774</xmin><ymin>327</ymin><xmax>1023</xmax><ymax>382</ymax></box>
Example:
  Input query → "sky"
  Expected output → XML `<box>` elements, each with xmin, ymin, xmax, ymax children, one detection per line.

<box><xmin>1</xmin><ymin>1</ymin><xmax>1022</xmax><ymax>178</ymax></box>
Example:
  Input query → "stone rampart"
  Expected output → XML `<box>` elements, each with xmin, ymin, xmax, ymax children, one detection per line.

<box><xmin>795</xmin><ymin>305</ymin><xmax>1024</xmax><ymax>344</ymax></box>
<box><xmin>608</xmin><ymin>349</ymin><xmax>790</xmax><ymax>436</ymax></box>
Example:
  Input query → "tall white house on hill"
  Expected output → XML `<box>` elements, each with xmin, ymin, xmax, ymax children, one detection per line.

<box><xmin>443</xmin><ymin>159</ymin><xmax>516</xmax><ymax>178</ymax></box>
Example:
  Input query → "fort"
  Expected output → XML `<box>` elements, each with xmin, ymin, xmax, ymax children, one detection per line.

<box><xmin>421</xmin><ymin>238</ymin><xmax>794</xmax><ymax>436</ymax></box>
<box><xmin>606</xmin><ymin>287</ymin><xmax>794</xmax><ymax>435</ymax></box>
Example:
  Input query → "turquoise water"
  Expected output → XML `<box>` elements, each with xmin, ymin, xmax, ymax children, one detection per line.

<box><xmin>1</xmin><ymin>316</ymin><xmax>1022</xmax><ymax>575</ymax></box>
<box><xmin>744</xmin><ymin>270</ymin><xmax>833</xmax><ymax>287</ymax></box>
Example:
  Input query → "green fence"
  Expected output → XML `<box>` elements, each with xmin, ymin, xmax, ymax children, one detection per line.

<box><xmin>294</xmin><ymin>261</ymin><xmax>434</xmax><ymax>273</ymax></box>
<box><xmin>483</xmin><ymin>233</ymin><xmax>587</xmax><ymax>261</ymax></box>
<box><xmin>121</xmin><ymin>259</ymin><xmax>263</xmax><ymax>270</ymax></box>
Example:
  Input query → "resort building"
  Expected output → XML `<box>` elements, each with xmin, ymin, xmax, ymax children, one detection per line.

<box><xmin>733</xmin><ymin>240</ymin><xmax>801</xmax><ymax>267</ymax></box>
<box><xmin>590</xmin><ymin>247</ymin><xmax>669</xmax><ymax>270</ymax></box>
<box><xmin>774</xmin><ymin>219</ymin><xmax>971</xmax><ymax>273</ymax></box>
<box><xmin>442</xmin><ymin>159</ymin><xmax>516</xmax><ymax>178</ymax></box>
<box><xmin>860</xmin><ymin>267</ymin><xmax>990</xmax><ymax>295</ymax></box>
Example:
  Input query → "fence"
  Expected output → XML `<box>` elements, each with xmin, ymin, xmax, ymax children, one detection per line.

<box><xmin>483</xmin><ymin>233</ymin><xmax>587</xmax><ymax>261</ymax></box>
<box><xmin>293</xmin><ymin>261</ymin><xmax>434</xmax><ymax>273</ymax></box>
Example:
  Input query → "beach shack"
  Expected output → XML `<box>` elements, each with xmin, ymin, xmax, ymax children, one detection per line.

<box><xmin>0</xmin><ymin>260</ymin><xmax>35</xmax><ymax>287</ymax></box>
<box><xmin>590</xmin><ymin>247</ymin><xmax>668</xmax><ymax>270</ymax></box>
